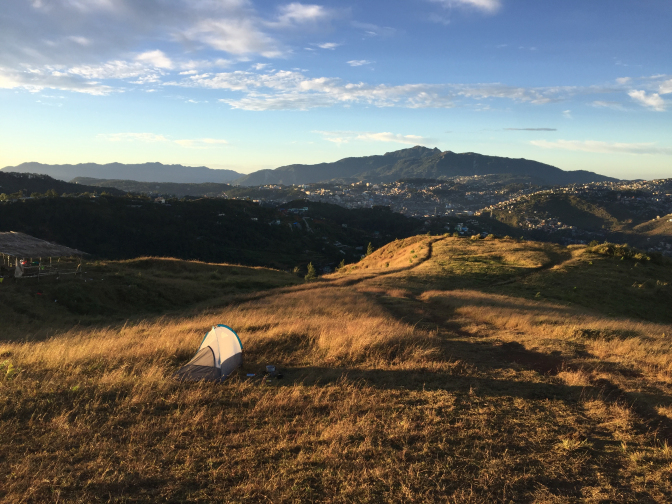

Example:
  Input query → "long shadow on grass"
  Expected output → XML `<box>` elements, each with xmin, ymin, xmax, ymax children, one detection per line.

<box><xmin>350</xmin><ymin>287</ymin><xmax>672</xmax><ymax>445</ymax></box>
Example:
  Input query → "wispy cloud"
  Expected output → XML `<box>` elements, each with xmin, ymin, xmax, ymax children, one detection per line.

<box><xmin>97</xmin><ymin>132</ymin><xmax>227</xmax><ymax>148</ymax></box>
<box><xmin>67</xmin><ymin>36</ymin><xmax>91</xmax><ymax>46</ymax></box>
<box><xmin>0</xmin><ymin>66</ymin><xmax>113</xmax><ymax>95</ymax></box>
<box><xmin>628</xmin><ymin>90</ymin><xmax>666</xmax><ymax>111</ymax></box>
<box><xmin>315</xmin><ymin>130</ymin><xmax>433</xmax><ymax>146</ymax></box>
<box><xmin>531</xmin><ymin>139</ymin><xmax>672</xmax><ymax>156</ymax></box>
<box><xmin>96</xmin><ymin>132</ymin><xmax>169</xmax><ymax>142</ymax></box>
<box><xmin>317</xmin><ymin>42</ymin><xmax>340</xmax><ymax>50</ymax></box>
<box><xmin>431</xmin><ymin>0</ymin><xmax>502</xmax><ymax>14</ymax></box>
<box><xmin>660</xmin><ymin>79</ymin><xmax>672</xmax><ymax>95</ymax></box>
<box><xmin>174</xmin><ymin>138</ymin><xmax>228</xmax><ymax>148</ymax></box>
<box><xmin>276</xmin><ymin>3</ymin><xmax>330</xmax><ymax>24</ymax></box>
<box><xmin>504</xmin><ymin>128</ymin><xmax>556</xmax><ymax>131</ymax></box>
<box><xmin>135</xmin><ymin>50</ymin><xmax>173</xmax><ymax>70</ymax></box>
<box><xmin>351</xmin><ymin>21</ymin><xmax>396</xmax><ymax>38</ymax></box>
<box><xmin>591</xmin><ymin>100</ymin><xmax>625</xmax><ymax>110</ymax></box>
<box><xmin>347</xmin><ymin>60</ymin><xmax>372</xmax><ymax>67</ymax></box>
<box><xmin>184</xmin><ymin>18</ymin><xmax>282</xmax><ymax>58</ymax></box>
<box><xmin>357</xmin><ymin>132</ymin><xmax>430</xmax><ymax>144</ymax></box>
<box><xmin>173</xmin><ymin>69</ymin><xmax>584</xmax><ymax>111</ymax></box>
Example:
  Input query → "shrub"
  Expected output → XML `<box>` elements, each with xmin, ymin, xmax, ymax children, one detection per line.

<box><xmin>305</xmin><ymin>263</ymin><xmax>317</xmax><ymax>281</ymax></box>
<box><xmin>587</xmin><ymin>242</ymin><xmax>651</xmax><ymax>262</ymax></box>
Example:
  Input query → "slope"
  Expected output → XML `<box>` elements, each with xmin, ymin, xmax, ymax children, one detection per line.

<box><xmin>1</xmin><ymin>236</ymin><xmax>671</xmax><ymax>502</ymax></box>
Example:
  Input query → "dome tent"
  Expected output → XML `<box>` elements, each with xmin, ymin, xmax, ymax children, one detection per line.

<box><xmin>174</xmin><ymin>325</ymin><xmax>243</xmax><ymax>381</ymax></box>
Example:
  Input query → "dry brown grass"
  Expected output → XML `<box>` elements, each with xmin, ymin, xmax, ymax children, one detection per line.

<box><xmin>1</xmin><ymin>236</ymin><xmax>672</xmax><ymax>502</ymax></box>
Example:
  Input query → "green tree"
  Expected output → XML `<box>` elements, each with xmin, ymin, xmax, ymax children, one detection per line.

<box><xmin>366</xmin><ymin>242</ymin><xmax>374</xmax><ymax>256</ymax></box>
<box><xmin>305</xmin><ymin>262</ymin><xmax>317</xmax><ymax>281</ymax></box>
<box><xmin>337</xmin><ymin>259</ymin><xmax>346</xmax><ymax>271</ymax></box>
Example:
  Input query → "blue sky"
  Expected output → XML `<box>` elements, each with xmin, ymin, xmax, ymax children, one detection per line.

<box><xmin>1</xmin><ymin>0</ymin><xmax>671</xmax><ymax>179</ymax></box>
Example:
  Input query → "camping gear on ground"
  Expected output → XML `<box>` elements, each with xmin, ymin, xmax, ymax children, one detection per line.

<box><xmin>174</xmin><ymin>325</ymin><xmax>243</xmax><ymax>382</ymax></box>
<box><xmin>266</xmin><ymin>365</ymin><xmax>276</xmax><ymax>374</ymax></box>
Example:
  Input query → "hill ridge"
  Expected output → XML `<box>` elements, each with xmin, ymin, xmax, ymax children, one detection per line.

<box><xmin>233</xmin><ymin>146</ymin><xmax>617</xmax><ymax>186</ymax></box>
<box><xmin>1</xmin><ymin>162</ymin><xmax>243</xmax><ymax>184</ymax></box>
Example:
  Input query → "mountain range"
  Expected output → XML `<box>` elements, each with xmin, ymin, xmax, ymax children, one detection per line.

<box><xmin>0</xmin><ymin>162</ymin><xmax>242</xmax><ymax>184</ymax></box>
<box><xmin>1</xmin><ymin>147</ymin><xmax>618</xmax><ymax>187</ymax></box>
<box><xmin>234</xmin><ymin>146</ymin><xmax>617</xmax><ymax>186</ymax></box>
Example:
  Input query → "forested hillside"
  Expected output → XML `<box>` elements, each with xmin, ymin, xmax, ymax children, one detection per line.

<box><xmin>0</xmin><ymin>196</ymin><xmax>427</xmax><ymax>270</ymax></box>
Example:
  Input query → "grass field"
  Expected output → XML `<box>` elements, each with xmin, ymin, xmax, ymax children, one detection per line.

<box><xmin>1</xmin><ymin>236</ymin><xmax>671</xmax><ymax>502</ymax></box>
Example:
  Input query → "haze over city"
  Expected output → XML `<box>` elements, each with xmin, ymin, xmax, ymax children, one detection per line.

<box><xmin>1</xmin><ymin>0</ymin><xmax>671</xmax><ymax>179</ymax></box>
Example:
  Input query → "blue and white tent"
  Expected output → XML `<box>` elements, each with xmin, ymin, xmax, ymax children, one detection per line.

<box><xmin>174</xmin><ymin>325</ymin><xmax>243</xmax><ymax>381</ymax></box>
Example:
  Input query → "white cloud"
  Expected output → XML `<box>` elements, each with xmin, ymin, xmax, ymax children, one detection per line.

<box><xmin>347</xmin><ymin>60</ymin><xmax>372</xmax><ymax>67</ymax></box>
<box><xmin>97</xmin><ymin>132</ymin><xmax>169</xmax><ymax>142</ymax></box>
<box><xmin>185</xmin><ymin>18</ymin><xmax>282</xmax><ymax>58</ymax></box>
<box><xmin>317</xmin><ymin>42</ymin><xmax>340</xmax><ymax>50</ymax></box>
<box><xmin>135</xmin><ymin>50</ymin><xmax>173</xmax><ymax>69</ymax></box>
<box><xmin>67</xmin><ymin>36</ymin><xmax>91</xmax><ymax>46</ymax></box>
<box><xmin>530</xmin><ymin>139</ymin><xmax>672</xmax><ymax>156</ymax></box>
<box><xmin>180</xmin><ymin>59</ymin><xmax>232</xmax><ymax>71</ymax></box>
<box><xmin>563</xmin><ymin>109</ymin><xmax>572</xmax><ymax>118</ymax></box>
<box><xmin>431</xmin><ymin>0</ymin><xmax>502</xmax><ymax>14</ymax></box>
<box><xmin>220</xmin><ymin>91</ymin><xmax>338</xmax><ymax>111</ymax></box>
<box><xmin>0</xmin><ymin>66</ymin><xmax>113</xmax><ymax>94</ymax></box>
<box><xmin>30</xmin><ymin>0</ymin><xmax>118</xmax><ymax>13</ymax></box>
<box><xmin>252</xmin><ymin>63</ymin><xmax>268</xmax><ymax>70</ymax></box>
<box><xmin>628</xmin><ymin>90</ymin><xmax>666</xmax><ymax>111</ymax></box>
<box><xmin>315</xmin><ymin>130</ymin><xmax>433</xmax><ymax>146</ymax></box>
<box><xmin>67</xmin><ymin>59</ymin><xmax>164</xmax><ymax>82</ymax></box>
<box><xmin>175</xmin><ymin>138</ymin><xmax>228</xmax><ymax>148</ymax></box>
<box><xmin>659</xmin><ymin>79</ymin><xmax>672</xmax><ymax>95</ymax></box>
<box><xmin>277</xmin><ymin>3</ymin><xmax>329</xmax><ymax>24</ymax></box>
<box><xmin>171</xmin><ymin>69</ymin><xmax>589</xmax><ymax>111</ymax></box>
<box><xmin>615</xmin><ymin>77</ymin><xmax>631</xmax><ymax>85</ymax></box>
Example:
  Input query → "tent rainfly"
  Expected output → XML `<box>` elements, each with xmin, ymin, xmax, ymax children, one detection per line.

<box><xmin>174</xmin><ymin>325</ymin><xmax>243</xmax><ymax>381</ymax></box>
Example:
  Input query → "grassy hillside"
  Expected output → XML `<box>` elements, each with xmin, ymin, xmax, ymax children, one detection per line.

<box><xmin>634</xmin><ymin>214</ymin><xmax>672</xmax><ymax>236</ymax></box>
<box><xmin>492</xmin><ymin>193</ymin><xmax>624</xmax><ymax>231</ymax></box>
<box><xmin>1</xmin><ymin>237</ymin><xmax>672</xmax><ymax>502</ymax></box>
<box><xmin>0</xmin><ymin>257</ymin><xmax>301</xmax><ymax>340</ymax></box>
<box><xmin>490</xmin><ymin>192</ymin><xmax>672</xmax><ymax>251</ymax></box>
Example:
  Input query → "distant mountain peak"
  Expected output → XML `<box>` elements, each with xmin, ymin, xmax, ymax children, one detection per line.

<box><xmin>384</xmin><ymin>146</ymin><xmax>441</xmax><ymax>159</ymax></box>
<box><xmin>234</xmin><ymin>146</ymin><xmax>618</xmax><ymax>186</ymax></box>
